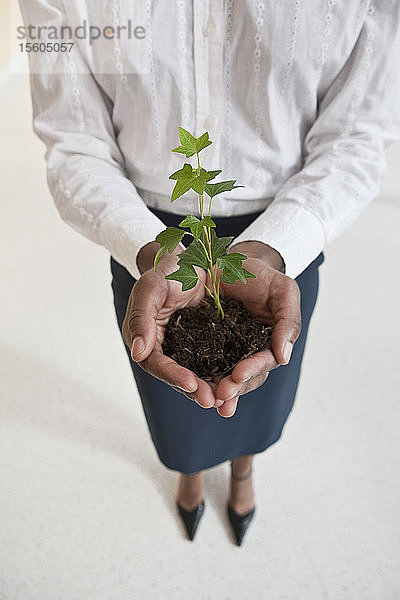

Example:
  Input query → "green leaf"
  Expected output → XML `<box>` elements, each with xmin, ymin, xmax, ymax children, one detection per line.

<box><xmin>154</xmin><ymin>226</ymin><xmax>187</xmax><ymax>271</ymax></box>
<box><xmin>221</xmin><ymin>266</ymin><xmax>256</xmax><ymax>284</ymax></box>
<box><xmin>169</xmin><ymin>163</ymin><xmax>193</xmax><ymax>180</ymax></box>
<box><xmin>217</xmin><ymin>253</ymin><xmax>256</xmax><ymax>285</ymax></box>
<box><xmin>242</xmin><ymin>267</ymin><xmax>256</xmax><ymax>279</ymax></box>
<box><xmin>190</xmin><ymin>170</ymin><xmax>207</xmax><ymax>195</ymax></box>
<box><xmin>171</xmin><ymin>128</ymin><xmax>212</xmax><ymax>158</ymax></box>
<box><xmin>179</xmin><ymin>215</ymin><xmax>216</xmax><ymax>241</ymax></box>
<box><xmin>153</xmin><ymin>246</ymin><xmax>167</xmax><ymax>271</ymax></box>
<box><xmin>171</xmin><ymin>128</ymin><xmax>198</xmax><ymax>158</ymax></box>
<box><xmin>169</xmin><ymin>178</ymin><xmax>192</xmax><ymax>202</ymax></box>
<box><xmin>169</xmin><ymin>163</ymin><xmax>207</xmax><ymax>201</ymax></box>
<box><xmin>218</xmin><ymin>252</ymin><xmax>248</xmax><ymax>264</ymax></box>
<box><xmin>178</xmin><ymin>239</ymin><xmax>209</xmax><ymax>269</ymax></box>
<box><xmin>155</xmin><ymin>227</ymin><xmax>185</xmax><ymax>253</ymax></box>
<box><xmin>204</xmin><ymin>180</ymin><xmax>244</xmax><ymax>199</ymax></box>
<box><xmin>201</xmin><ymin>216</ymin><xmax>216</xmax><ymax>228</ymax></box>
<box><xmin>206</xmin><ymin>229</ymin><xmax>234</xmax><ymax>264</ymax></box>
<box><xmin>179</xmin><ymin>215</ymin><xmax>202</xmax><ymax>240</ymax></box>
<box><xmin>165</xmin><ymin>263</ymin><xmax>199</xmax><ymax>291</ymax></box>
<box><xmin>179</xmin><ymin>215</ymin><xmax>200</xmax><ymax>228</ymax></box>
<box><xmin>204</xmin><ymin>169</ymin><xmax>222</xmax><ymax>182</ymax></box>
<box><xmin>195</xmin><ymin>132</ymin><xmax>212</xmax><ymax>154</ymax></box>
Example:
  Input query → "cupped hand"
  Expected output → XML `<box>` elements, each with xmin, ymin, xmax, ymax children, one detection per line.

<box><xmin>122</xmin><ymin>242</ymin><xmax>216</xmax><ymax>409</ymax></box>
<box><xmin>212</xmin><ymin>241</ymin><xmax>302</xmax><ymax>418</ymax></box>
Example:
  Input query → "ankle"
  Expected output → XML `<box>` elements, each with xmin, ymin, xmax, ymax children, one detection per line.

<box><xmin>178</xmin><ymin>471</ymin><xmax>203</xmax><ymax>507</ymax></box>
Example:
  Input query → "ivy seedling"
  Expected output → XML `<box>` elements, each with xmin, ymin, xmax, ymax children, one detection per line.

<box><xmin>154</xmin><ymin>127</ymin><xmax>255</xmax><ymax>318</ymax></box>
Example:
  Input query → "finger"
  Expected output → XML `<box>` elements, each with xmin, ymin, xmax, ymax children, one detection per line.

<box><xmin>142</xmin><ymin>348</ymin><xmax>198</xmax><ymax>394</ymax></box>
<box><xmin>214</xmin><ymin>347</ymin><xmax>277</xmax><ymax>402</ymax></box>
<box><xmin>217</xmin><ymin>397</ymin><xmax>239</xmax><ymax>418</ymax></box>
<box><xmin>215</xmin><ymin>377</ymin><xmax>240</xmax><ymax>405</ymax></box>
<box><xmin>186</xmin><ymin>377</ymin><xmax>216</xmax><ymax>409</ymax></box>
<box><xmin>231</xmin><ymin>345</ymin><xmax>279</xmax><ymax>384</ymax></box>
<box><xmin>270</xmin><ymin>316</ymin><xmax>301</xmax><ymax>365</ymax></box>
<box><xmin>126</xmin><ymin>276</ymin><xmax>168</xmax><ymax>362</ymax></box>
<box><xmin>216</xmin><ymin>370</ymin><xmax>268</xmax><ymax>403</ymax></box>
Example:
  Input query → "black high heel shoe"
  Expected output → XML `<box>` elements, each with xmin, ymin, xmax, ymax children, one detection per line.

<box><xmin>176</xmin><ymin>499</ymin><xmax>205</xmax><ymax>541</ymax></box>
<box><xmin>227</xmin><ymin>465</ymin><xmax>256</xmax><ymax>546</ymax></box>
<box><xmin>176</xmin><ymin>472</ymin><xmax>205</xmax><ymax>541</ymax></box>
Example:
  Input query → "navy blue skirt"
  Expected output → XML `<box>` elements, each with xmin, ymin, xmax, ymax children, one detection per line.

<box><xmin>110</xmin><ymin>207</ymin><xmax>324</xmax><ymax>474</ymax></box>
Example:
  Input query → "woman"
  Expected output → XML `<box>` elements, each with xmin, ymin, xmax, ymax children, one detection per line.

<box><xmin>20</xmin><ymin>0</ymin><xmax>399</xmax><ymax>544</ymax></box>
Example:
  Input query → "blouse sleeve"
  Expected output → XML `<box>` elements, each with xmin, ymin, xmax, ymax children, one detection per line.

<box><xmin>20</xmin><ymin>0</ymin><xmax>166</xmax><ymax>280</ymax></box>
<box><xmin>233</xmin><ymin>3</ymin><xmax>400</xmax><ymax>278</ymax></box>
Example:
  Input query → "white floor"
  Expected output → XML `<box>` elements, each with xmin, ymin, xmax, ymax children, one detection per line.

<box><xmin>1</xmin><ymin>76</ymin><xmax>399</xmax><ymax>600</ymax></box>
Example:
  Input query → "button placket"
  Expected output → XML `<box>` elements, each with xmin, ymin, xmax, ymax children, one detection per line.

<box><xmin>192</xmin><ymin>0</ymin><xmax>224</xmax><ymax>165</ymax></box>
<box><xmin>206</xmin><ymin>0</ymin><xmax>224</xmax><ymax>136</ymax></box>
<box><xmin>193</xmin><ymin>0</ymin><xmax>210</xmax><ymax>137</ymax></box>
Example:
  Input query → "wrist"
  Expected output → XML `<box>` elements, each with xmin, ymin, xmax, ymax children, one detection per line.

<box><xmin>229</xmin><ymin>240</ymin><xmax>286</xmax><ymax>274</ymax></box>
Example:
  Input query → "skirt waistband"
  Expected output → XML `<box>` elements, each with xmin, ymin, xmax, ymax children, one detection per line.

<box><xmin>147</xmin><ymin>206</ymin><xmax>265</xmax><ymax>239</ymax></box>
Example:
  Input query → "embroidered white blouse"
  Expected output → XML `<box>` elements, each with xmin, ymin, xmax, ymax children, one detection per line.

<box><xmin>20</xmin><ymin>0</ymin><xmax>400</xmax><ymax>280</ymax></box>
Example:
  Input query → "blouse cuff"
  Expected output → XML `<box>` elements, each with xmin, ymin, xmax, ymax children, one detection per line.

<box><xmin>97</xmin><ymin>205</ymin><xmax>167</xmax><ymax>281</ymax></box>
<box><xmin>232</xmin><ymin>199</ymin><xmax>327</xmax><ymax>279</ymax></box>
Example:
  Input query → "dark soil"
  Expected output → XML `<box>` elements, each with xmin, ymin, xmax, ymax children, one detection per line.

<box><xmin>162</xmin><ymin>296</ymin><xmax>273</xmax><ymax>380</ymax></box>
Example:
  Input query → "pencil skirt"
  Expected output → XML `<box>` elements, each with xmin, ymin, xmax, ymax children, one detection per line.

<box><xmin>110</xmin><ymin>207</ymin><xmax>324</xmax><ymax>474</ymax></box>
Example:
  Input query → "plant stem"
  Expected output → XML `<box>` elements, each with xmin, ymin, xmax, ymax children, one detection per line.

<box><xmin>196</xmin><ymin>151</ymin><xmax>224</xmax><ymax>318</ymax></box>
<box><xmin>216</xmin><ymin>274</ymin><xmax>224</xmax><ymax>317</ymax></box>
<box><xmin>197</xmin><ymin>276</ymin><xmax>214</xmax><ymax>297</ymax></box>
<box><xmin>216</xmin><ymin>295</ymin><xmax>224</xmax><ymax>319</ymax></box>
<box><xmin>198</xmin><ymin>238</ymin><xmax>211</xmax><ymax>262</ymax></box>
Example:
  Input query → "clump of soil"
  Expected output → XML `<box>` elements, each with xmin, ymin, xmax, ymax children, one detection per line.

<box><xmin>162</xmin><ymin>296</ymin><xmax>273</xmax><ymax>380</ymax></box>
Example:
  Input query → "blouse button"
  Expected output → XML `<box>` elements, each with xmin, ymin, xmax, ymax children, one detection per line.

<box><xmin>203</xmin><ymin>20</ymin><xmax>215</xmax><ymax>37</ymax></box>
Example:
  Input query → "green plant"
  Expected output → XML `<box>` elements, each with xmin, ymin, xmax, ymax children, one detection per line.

<box><xmin>154</xmin><ymin>127</ymin><xmax>255</xmax><ymax>318</ymax></box>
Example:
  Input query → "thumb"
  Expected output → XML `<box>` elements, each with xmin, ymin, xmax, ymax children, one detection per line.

<box><xmin>269</xmin><ymin>278</ymin><xmax>302</xmax><ymax>366</ymax></box>
<box><xmin>271</xmin><ymin>317</ymin><xmax>301</xmax><ymax>365</ymax></box>
<box><xmin>124</xmin><ymin>275</ymin><xmax>167</xmax><ymax>362</ymax></box>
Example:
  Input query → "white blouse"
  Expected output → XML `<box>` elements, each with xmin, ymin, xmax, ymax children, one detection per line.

<box><xmin>20</xmin><ymin>0</ymin><xmax>400</xmax><ymax>280</ymax></box>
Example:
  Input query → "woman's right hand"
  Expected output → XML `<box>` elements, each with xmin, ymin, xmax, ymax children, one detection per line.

<box><xmin>122</xmin><ymin>242</ymin><xmax>217</xmax><ymax>409</ymax></box>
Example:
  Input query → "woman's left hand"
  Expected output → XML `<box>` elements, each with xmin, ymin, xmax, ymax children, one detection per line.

<box><xmin>211</xmin><ymin>241</ymin><xmax>302</xmax><ymax>418</ymax></box>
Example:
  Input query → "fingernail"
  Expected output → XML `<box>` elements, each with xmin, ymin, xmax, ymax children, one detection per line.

<box><xmin>218</xmin><ymin>406</ymin><xmax>237</xmax><ymax>418</ymax></box>
<box><xmin>283</xmin><ymin>341</ymin><xmax>293</xmax><ymax>364</ymax></box>
<box><xmin>131</xmin><ymin>336</ymin><xmax>145</xmax><ymax>359</ymax></box>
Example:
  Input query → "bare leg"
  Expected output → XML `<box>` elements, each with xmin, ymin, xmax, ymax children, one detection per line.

<box><xmin>176</xmin><ymin>471</ymin><xmax>203</xmax><ymax>512</ymax></box>
<box><xmin>229</xmin><ymin>454</ymin><xmax>255</xmax><ymax>516</ymax></box>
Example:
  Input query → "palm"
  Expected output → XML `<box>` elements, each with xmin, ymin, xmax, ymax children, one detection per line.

<box><xmin>204</xmin><ymin>258</ymin><xmax>277</xmax><ymax>325</ymax></box>
<box><xmin>218</xmin><ymin>258</ymin><xmax>276</xmax><ymax>321</ymax></box>
<box><xmin>205</xmin><ymin>255</ymin><xmax>301</xmax><ymax>417</ymax></box>
<box><xmin>202</xmin><ymin>258</ymin><xmax>276</xmax><ymax>389</ymax></box>
<box><xmin>123</xmin><ymin>264</ymin><xmax>217</xmax><ymax>407</ymax></box>
<box><xmin>152</xmin><ymin>272</ymin><xmax>206</xmax><ymax>347</ymax></box>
